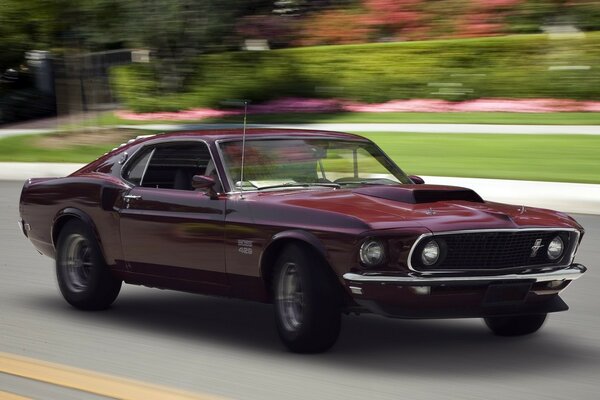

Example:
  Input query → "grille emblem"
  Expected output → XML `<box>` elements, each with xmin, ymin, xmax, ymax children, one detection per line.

<box><xmin>530</xmin><ymin>238</ymin><xmax>544</xmax><ymax>257</ymax></box>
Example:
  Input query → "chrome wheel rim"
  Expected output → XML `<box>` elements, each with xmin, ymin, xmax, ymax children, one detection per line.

<box><xmin>277</xmin><ymin>262</ymin><xmax>304</xmax><ymax>332</ymax></box>
<box><xmin>62</xmin><ymin>234</ymin><xmax>93</xmax><ymax>292</ymax></box>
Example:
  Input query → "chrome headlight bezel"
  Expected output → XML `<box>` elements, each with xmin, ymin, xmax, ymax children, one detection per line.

<box><xmin>359</xmin><ymin>239</ymin><xmax>385</xmax><ymax>267</ymax></box>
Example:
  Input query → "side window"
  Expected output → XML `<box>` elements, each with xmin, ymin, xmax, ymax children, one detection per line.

<box><xmin>124</xmin><ymin>142</ymin><xmax>219</xmax><ymax>191</ymax></box>
<box><xmin>124</xmin><ymin>149</ymin><xmax>153</xmax><ymax>186</ymax></box>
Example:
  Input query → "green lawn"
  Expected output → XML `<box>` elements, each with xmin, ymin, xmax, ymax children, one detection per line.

<box><xmin>0</xmin><ymin>134</ymin><xmax>122</xmax><ymax>163</ymax></box>
<box><xmin>362</xmin><ymin>133</ymin><xmax>600</xmax><ymax>184</ymax></box>
<box><xmin>1</xmin><ymin>130</ymin><xmax>599</xmax><ymax>184</ymax></box>
<box><xmin>87</xmin><ymin>111</ymin><xmax>600</xmax><ymax>127</ymax></box>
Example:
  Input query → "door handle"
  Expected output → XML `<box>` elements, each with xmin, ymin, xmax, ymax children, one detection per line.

<box><xmin>123</xmin><ymin>194</ymin><xmax>142</xmax><ymax>200</ymax></box>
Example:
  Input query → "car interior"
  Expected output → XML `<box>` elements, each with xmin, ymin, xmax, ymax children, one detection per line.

<box><xmin>124</xmin><ymin>143</ymin><xmax>223</xmax><ymax>192</ymax></box>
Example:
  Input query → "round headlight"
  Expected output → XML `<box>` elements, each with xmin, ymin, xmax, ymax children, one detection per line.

<box><xmin>360</xmin><ymin>240</ymin><xmax>385</xmax><ymax>267</ymax></box>
<box><xmin>547</xmin><ymin>236</ymin><xmax>564</xmax><ymax>260</ymax></box>
<box><xmin>421</xmin><ymin>240</ymin><xmax>440</xmax><ymax>266</ymax></box>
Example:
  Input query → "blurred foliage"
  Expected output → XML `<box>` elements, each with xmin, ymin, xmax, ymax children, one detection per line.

<box><xmin>112</xmin><ymin>33</ymin><xmax>600</xmax><ymax>112</ymax></box>
<box><xmin>2</xmin><ymin>0</ymin><xmax>598</xmax><ymax>72</ymax></box>
<box><xmin>0</xmin><ymin>0</ymin><xmax>130</xmax><ymax>71</ymax></box>
<box><xmin>296</xmin><ymin>8</ymin><xmax>375</xmax><ymax>46</ymax></box>
<box><xmin>0</xmin><ymin>88</ymin><xmax>56</xmax><ymax>124</ymax></box>
<box><xmin>297</xmin><ymin>0</ymin><xmax>600</xmax><ymax>45</ymax></box>
<box><xmin>1</xmin><ymin>0</ymin><xmax>599</xmax><ymax>118</ymax></box>
<box><xmin>0</xmin><ymin>71</ymin><xmax>55</xmax><ymax>124</ymax></box>
<box><xmin>0</xmin><ymin>0</ymin><xmax>343</xmax><ymax>97</ymax></box>
<box><xmin>507</xmin><ymin>0</ymin><xmax>600</xmax><ymax>33</ymax></box>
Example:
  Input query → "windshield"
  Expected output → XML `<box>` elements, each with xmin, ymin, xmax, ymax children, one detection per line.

<box><xmin>219</xmin><ymin>138</ymin><xmax>411</xmax><ymax>191</ymax></box>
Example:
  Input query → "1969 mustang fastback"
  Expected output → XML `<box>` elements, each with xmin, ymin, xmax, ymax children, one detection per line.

<box><xmin>19</xmin><ymin>129</ymin><xmax>587</xmax><ymax>352</ymax></box>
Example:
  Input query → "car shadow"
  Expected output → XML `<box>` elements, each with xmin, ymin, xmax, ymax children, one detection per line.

<box><xmin>28</xmin><ymin>286</ymin><xmax>599</xmax><ymax>378</ymax></box>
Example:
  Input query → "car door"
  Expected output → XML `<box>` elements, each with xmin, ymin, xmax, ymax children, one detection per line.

<box><xmin>118</xmin><ymin>141</ymin><xmax>227</xmax><ymax>290</ymax></box>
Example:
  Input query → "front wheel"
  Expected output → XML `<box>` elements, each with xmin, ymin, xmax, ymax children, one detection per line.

<box><xmin>273</xmin><ymin>244</ymin><xmax>341</xmax><ymax>353</ymax></box>
<box><xmin>484</xmin><ymin>314</ymin><xmax>547</xmax><ymax>337</ymax></box>
<box><xmin>56</xmin><ymin>220</ymin><xmax>122</xmax><ymax>310</ymax></box>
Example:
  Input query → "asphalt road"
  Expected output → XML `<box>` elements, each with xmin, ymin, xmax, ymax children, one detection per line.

<box><xmin>1</xmin><ymin>180</ymin><xmax>599</xmax><ymax>400</ymax></box>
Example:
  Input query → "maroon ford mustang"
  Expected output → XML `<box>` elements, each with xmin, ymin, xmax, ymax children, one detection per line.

<box><xmin>19</xmin><ymin>129</ymin><xmax>587</xmax><ymax>353</ymax></box>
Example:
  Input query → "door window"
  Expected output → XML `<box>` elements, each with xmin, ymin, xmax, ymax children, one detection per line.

<box><xmin>123</xmin><ymin>142</ymin><xmax>220</xmax><ymax>191</ymax></box>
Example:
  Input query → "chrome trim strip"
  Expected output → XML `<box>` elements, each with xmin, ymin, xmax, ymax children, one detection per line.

<box><xmin>407</xmin><ymin>228</ymin><xmax>581</xmax><ymax>274</ymax></box>
<box><xmin>138</xmin><ymin>148</ymin><xmax>155</xmax><ymax>187</ymax></box>
<box><xmin>343</xmin><ymin>264</ymin><xmax>586</xmax><ymax>284</ymax></box>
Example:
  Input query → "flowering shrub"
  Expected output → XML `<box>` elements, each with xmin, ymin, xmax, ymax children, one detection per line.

<box><xmin>115</xmin><ymin>97</ymin><xmax>600</xmax><ymax>121</ymax></box>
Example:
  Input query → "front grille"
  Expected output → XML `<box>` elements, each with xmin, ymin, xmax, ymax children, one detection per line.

<box><xmin>411</xmin><ymin>230</ymin><xmax>575</xmax><ymax>272</ymax></box>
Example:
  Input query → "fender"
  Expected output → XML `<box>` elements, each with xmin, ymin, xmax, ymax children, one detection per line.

<box><xmin>259</xmin><ymin>229</ymin><xmax>329</xmax><ymax>280</ymax></box>
<box><xmin>52</xmin><ymin>208</ymin><xmax>108</xmax><ymax>262</ymax></box>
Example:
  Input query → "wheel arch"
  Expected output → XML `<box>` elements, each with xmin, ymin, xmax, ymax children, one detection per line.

<box><xmin>52</xmin><ymin>208</ymin><xmax>107</xmax><ymax>262</ymax></box>
<box><xmin>259</xmin><ymin>230</ymin><xmax>341</xmax><ymax>301</ymax></box>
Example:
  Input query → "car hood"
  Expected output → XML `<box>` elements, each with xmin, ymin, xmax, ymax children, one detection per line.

<box><xmin>252</xmin><ymin>185</ymin><xmax>580</xmax><ymax>232</ymax></box>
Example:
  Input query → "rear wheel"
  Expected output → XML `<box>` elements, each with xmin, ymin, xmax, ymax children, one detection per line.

<box><xmin>484</xmin><ymin>314</ymin><xmax>547</xmax><ymax>336</ymax></box>
<box><xmin>273</xmin><ymin>244</ymin><xmax>341</xmax><ymax>353</ymax></box>
<box><xmin>56</xmin><ymin>220</ymin><xmax>121</xmax><ymax>310</ymax></box>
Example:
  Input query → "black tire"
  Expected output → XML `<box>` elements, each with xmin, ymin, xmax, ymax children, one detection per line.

<box><xmin>273</xmin><ymin>243</ymin><xmax>342</xmax><ymax>353</ymax></box>
<box><xmin>56</xmin><ymin>219</ymin><xmax>121</xmax><ymax>310</ymax></box>
<box><xmin>484</xmin><ymin>314</ymin><xmax>547</xmax><ymax>337</ymax></box>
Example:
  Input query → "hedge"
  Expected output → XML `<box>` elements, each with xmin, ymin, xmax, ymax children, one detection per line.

<box><xmin>111</xmin><ymin>33</ymin><xmax>600</xmax><ymax>112</ymax></box>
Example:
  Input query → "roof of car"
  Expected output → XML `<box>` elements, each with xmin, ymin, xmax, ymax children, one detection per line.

<box><xmin>141</xmin><ymin>128</ymin><xmax>368</xmax><ymax>143</ymax></box>
<box><xmin>102</xmin><ymin>128</ymin><xmax>371</xmax><ymax>164</ymax></box>
<box><xmin>83</xmin><ymin>128</ymin><xmax>373</xmax><ymax>176</ymax></box>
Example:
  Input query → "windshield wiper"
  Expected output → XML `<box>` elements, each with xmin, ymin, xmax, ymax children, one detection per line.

<box><xmin>336</xmin><ymin>179</ymin><xmax>398</xmax><ymax>186</ymax></box>
<box><xmin>257</xmin><ymin>182</ymin><xmax>340</xmax><ymax>190</ymax></box>
<box><xmin>336</xmin><ymin>181</ymin><xmax>382</xmax><ymax>186</ymax></box>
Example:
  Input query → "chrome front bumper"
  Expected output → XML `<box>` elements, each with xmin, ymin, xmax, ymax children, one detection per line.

<box><xmin>343</xmin><ymin>264</ymin><xmax>587</xmax><ymax>286</ymax></box>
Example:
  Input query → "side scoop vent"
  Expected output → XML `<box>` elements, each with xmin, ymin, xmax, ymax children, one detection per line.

<box><xmin>353</xmin><ymin>185</ymin><xmax>484</xmax><ymax>204</ymax></box>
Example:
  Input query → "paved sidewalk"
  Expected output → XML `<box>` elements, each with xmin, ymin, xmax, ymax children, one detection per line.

<box><xmin>0</xmin><ymin>162</ymin><xmax>84</xmax><ymax>181</ymax></box>
<box><xmin>2</xmin><ymin>162</ymin><xmax>598</xmax><ymax>215</ymax></box>
<box><xmin>422</xmin><ymin>176</ymin><xmax>600</xmax><ymax>215</ymax></box>
<box><xmin>118</xmin><ymin>123</ymin><xmax>600</xmax><ymax>135</ymax></box>
<box><xmin>0</xmin><ymin>112</ymin><xmax>106</xmax><ymax>138</ymax></box>
<box><xmin>2</xmin><ymin>123</ymin><xmax>600</xmax><ymax>138</ymax></box>
<box><xmin>0</xmin><ymin>128</ymin><xmax>56</xmax><ymax>138</ymax></box>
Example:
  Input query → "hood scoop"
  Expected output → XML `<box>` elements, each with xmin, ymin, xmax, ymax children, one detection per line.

<box><xmin>353</xmin><ymin>185</ymin><xmax>484</xmax><ymax>204</ymax></box>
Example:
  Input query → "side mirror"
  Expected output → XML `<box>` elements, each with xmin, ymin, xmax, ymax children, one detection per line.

<box><xmin>409</xmin><ymin>175</ymin><xmax>425</xmax><ymax>184</ymax></box>
<box><xmin>192</xmin><ymin>175</ymin><xmax>218</xmax><ymax>199</ymax></box>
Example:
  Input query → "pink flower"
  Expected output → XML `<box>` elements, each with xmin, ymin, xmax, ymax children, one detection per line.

<box><xmin>116</xmin><ymin>97</ymin><xmax>600</xmax><ymax>120</ymax></box>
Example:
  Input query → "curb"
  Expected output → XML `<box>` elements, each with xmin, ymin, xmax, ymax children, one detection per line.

<box><xmin>1</xmin><ymin>162</ymin><xmax>598</xmax><ymax>215</ymax></box>
<box><xmin>0</xmin><ymin>162</ymin><xmax>85</xmax><ymax>182</ymax></box>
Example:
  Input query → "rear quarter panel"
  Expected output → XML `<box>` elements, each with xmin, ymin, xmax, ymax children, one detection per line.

<box><xmin>19</xmin><ymin>173</ymin><xmax>129</xmax><ymax>264</ymax></box>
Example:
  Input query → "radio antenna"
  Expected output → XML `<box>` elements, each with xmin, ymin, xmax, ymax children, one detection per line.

<box><xmin>239</xmin><ymin>100</ymin><xmax>248</xmax><ymax>199</ymax></box>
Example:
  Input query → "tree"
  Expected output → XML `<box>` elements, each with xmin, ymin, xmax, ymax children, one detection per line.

<box><xmin>363</xmin><ymin>0</ymin><xmax>424</xmax><ymax>40</ymax></box>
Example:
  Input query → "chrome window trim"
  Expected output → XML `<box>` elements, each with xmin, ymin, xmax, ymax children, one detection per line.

<box><xmin>138</xmin><ymin>148</ymin><xmax>155</xmax><ymax>187</ymax></box>
<box><xmin>406</xmin><ymin>228</ymin><xmax>581</xmax><ymax>275</ymax></box>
